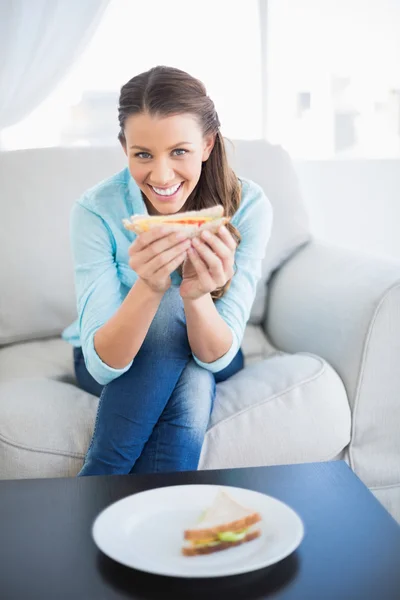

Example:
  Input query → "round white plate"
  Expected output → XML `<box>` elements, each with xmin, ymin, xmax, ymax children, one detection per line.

<box><xmin>92</xmin><ymin>484</ymin><xmax>304</xmax><ymax>579</ymax></box>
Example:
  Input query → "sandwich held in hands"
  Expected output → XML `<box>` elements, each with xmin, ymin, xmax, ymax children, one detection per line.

<box><xmin>182</xmin><ymin>490</ymin><xmax>262</xmax><ymax>556</ymax></box>
<box><xmin>123</xmin><ymin>205</ymin><xmax>230</xmax><ymax>238</ymax></box>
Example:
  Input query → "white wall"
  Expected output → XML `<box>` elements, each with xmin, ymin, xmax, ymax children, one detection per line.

<box><xmin>267</xmin><ymin>0</ymin><xmax>400</xmax><ymax>160</ymax></box>
<box><xmin>294</xmin><ymin>159</ymin><xmax>400</xmax><ymax>260</ymax></box>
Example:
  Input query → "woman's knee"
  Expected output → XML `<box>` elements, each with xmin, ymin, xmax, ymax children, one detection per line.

<box><xmin>167</xmin><ymin>360</ymin><xmax>216</xmax><ymax>427</ymax></box>
<box><xmin>139</xmin><ymin>288</ymin><xmax>191</xmax><ymax>358</ymax></box>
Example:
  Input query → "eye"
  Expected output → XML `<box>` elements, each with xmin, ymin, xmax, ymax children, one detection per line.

<box><xmin>135</xmin><ymin>152</ymin><xmax>152</xmax><ymax>159</ymax></box>
<box><xmin>172</xmin><ymin>148</ymin><xmax>188</xmax><ymax>156</ymax></box>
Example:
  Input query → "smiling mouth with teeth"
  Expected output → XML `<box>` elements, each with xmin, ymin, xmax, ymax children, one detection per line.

<box><xmin>149</xmin><ymin>182</ymin><xmax>183</xmax><ymax>198</ymax></box>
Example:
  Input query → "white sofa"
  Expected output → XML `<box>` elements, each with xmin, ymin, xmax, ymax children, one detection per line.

<box><xmin>0</xmin><ymin>141</ymin><xmax>399</xmax><ymax>523</ymax></box>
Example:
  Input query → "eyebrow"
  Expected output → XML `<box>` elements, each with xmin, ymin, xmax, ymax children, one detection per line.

<box><xmin>129</xmin><ymin>142</ymin><xmax>193</xmax><ymax>151</ymax></box>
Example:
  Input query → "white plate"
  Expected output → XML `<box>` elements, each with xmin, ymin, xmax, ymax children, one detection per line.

<box><xmin>92</xmin><ymin>484</ymin><xmax>304</xmax><ymax>579</ymax></box>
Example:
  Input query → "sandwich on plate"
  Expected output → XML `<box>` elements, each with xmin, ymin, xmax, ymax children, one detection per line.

<box><xmin>182</xmin><ymin>490</ymin><xmax>262</xmax><ymax>556</ymax></box>
<box><xmin>122</xmin><ymin>205</ymin><xmax>229</xmax><ymax>238</ymax></box>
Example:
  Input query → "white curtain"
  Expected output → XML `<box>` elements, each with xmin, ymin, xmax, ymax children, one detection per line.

<box><xmin>0</xmin><ymin>0</ymin><xmax>110</xmax><ymax>130</ymax></box>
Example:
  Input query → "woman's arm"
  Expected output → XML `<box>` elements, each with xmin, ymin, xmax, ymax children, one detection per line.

<box><xmin>71</xmin><ymin>201</ymin><xmax>139</xmax><ymax>385</ymax></box>
<box><xmin>183</xmin><ymin>294</ymin><xmax>233</xmax><ymax>363</ymax></box>
<box><xmin>183</xmin><ymin>180</ymin><xmax>273</xmax><ymax>373</ymax></box>
<box><xmin>94</xmin><ymin>278</ymin><xmax>163</xmax><ymax>369</ymax></box>
<box><xmin>95</xmin><ymin>225</ymin><xmax>190</xmax><ymax>369</ymax></box>
<box><xmin>71</xmin><ymin>201</ymin><xmax>188</xmax><ymax>385</ymax></box>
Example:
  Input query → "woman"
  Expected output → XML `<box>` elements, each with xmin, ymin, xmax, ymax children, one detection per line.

<box><xmin>62</xmin><ymin>65</ymin><xmax>272</xmax><ymax>476</ymax></box>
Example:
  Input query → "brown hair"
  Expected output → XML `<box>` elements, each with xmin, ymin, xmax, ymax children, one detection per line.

<box><xmin>118</xmin><ymin>65</ymin><xmax>241</xmax><ymax>299</ymax></box>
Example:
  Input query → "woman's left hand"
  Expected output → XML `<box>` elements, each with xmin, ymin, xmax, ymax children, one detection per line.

<box><xmin>179</xmin><ymin>226</ymin><xmax>237</xmax><ymax>300</ymax></box>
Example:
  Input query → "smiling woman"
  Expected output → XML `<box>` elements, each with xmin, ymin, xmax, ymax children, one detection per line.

<box><xmin>115</xmin><ymin>66</ymin><xmax>242</xmax><ymax>291</ymax></box>
<box><xmin>61</xmin><ymin>64</ymin><xmax>272</xmax><ymax>479</ymax></box>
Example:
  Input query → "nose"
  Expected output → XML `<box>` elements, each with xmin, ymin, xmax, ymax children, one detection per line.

<box><xmin>150</xmin><ymin>158</ymin><xmax>175</xmax><ymax>186</ymax></box>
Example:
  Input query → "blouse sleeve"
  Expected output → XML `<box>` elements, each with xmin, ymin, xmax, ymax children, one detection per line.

<box><xmin>192</xmin><ymin>181</ymin><xmax>273</xmax><ymax>372</ymax></box>
<box><xmin>70</xmin><ymin>201</ymin><xmax>133</xmax><ymax>385</ymax></box>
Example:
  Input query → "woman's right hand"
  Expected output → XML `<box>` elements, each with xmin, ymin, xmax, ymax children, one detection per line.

<box><xmin>128</xmin><ymin>228</ymin><xmax>191</xmax><ymax>294</ymax></box>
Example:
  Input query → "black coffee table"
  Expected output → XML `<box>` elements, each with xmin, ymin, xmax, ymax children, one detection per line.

<box><xmin>1</xmin><ymin>461</ymin><xmax>399</xmax><ymax>600</ymax></box>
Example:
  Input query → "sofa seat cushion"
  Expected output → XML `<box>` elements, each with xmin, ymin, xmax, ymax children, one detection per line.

<box><xmin>0</xmin><ymin>352</ymin><xmax>351</xmax><ymax>480</ymax></box>
<box><xmin>241</xmin><ymin>324</ymin><xmax>281</xmax><ymax>365</ymax></box>
<box><xmin>199</xmin><ymin>352</ymin><xmax>351</xmax><ymax>470</ymax></box>
<box><xmin>0</xmin><ymin>338</ymin><xmax>76</xmax><ymax>385</ymax></box>
<box><xmin>0</xmin><ymin>379</ymin><xmax>96</xmax><ymax>479</ymax></box>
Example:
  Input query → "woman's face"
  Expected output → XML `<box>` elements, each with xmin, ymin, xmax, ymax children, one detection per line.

<box><xmin>122</xmin><ymin>112</ymin><xmax>214</xmax><ymax>215</ymax></box>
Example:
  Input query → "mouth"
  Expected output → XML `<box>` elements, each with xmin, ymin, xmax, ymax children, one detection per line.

<box><xmin>147</xmin><ymin>182</ymin><xmax>183</xmax><ymax>200</ymax></box>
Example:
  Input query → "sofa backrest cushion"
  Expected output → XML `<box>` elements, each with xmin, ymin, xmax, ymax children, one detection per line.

<box><xmin>0</xmin><ymin>147</ymin><xmax>126</xmax><ymax>345</ymax></box>
<box><xmin>227</xmin><ymin>140</ymin><xmax>311</xmax><ymax>321</ymax></box>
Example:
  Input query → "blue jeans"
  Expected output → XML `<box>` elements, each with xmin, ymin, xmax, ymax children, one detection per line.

<box><xmin>74</xmin><ymin>287</ymin><xmax>244</xmax><ymax>476</ymax></box>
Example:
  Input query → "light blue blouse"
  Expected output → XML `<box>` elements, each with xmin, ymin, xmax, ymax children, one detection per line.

<box><xmin>62</xmin><ymin>168</ymin><xmax>272</xmax><ymax>385</ymax></box>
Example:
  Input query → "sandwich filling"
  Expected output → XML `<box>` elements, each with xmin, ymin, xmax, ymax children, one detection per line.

<box><xmin>131</xmin><ymin>216</ymin><xmax>215</xmax><ymax>232</ymax></box>
<box><xmin>185</xmin><ymin>525</ymin><xmax>257</xmax><ymax>549</ymax></box>
<box><xmin>122</xmin><ymin>205</ymin><xmax>228</xmax><ymax>235</ymax></box>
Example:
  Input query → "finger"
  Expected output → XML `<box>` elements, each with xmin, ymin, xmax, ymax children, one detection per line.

<box><xmin>157</xmin><ymin>249</ymin><xmax>188</xmax><ymax>278</ymax></box>
<box><xmin>201</xmin><ymin>230</ymin><xmax>235</xmax><ymax>278</ymax></box>
<box><xmin>130</xmin><ymin>225</ymin><xmax>179</xmax><ymax>253</ymax></box>
<box><xmin>142</xmin><ymin>239</ymin><xmax>191</xmax><ymax>277</ymax></box>
<box><xmin>128</xmin><ymin>227</ymin><xmax>169</xmax><ymax>256</ymax></box>
<box><xmin>187</xmin><ymin>247</ymin><xmax>215</xmax><ymax>289</ymax></box>
<box><xmin>192</xmin><ymin>238</ymin><xmax>225</xmax><ymax>284</ymax></box>
<box><xmin>129</xmin><ymin>230</ymin><xmax>189</xmax><ymax>270</ymax></box>
<box><xmin>200</xmin><ymin>230</ymin><xmax>232</xmax><ymax>263</ymax></box>
<box><xmin>139</xmin><ymin>231</ymin><xmax>190</xmax><ymax>263</ymax></box>
<box><xmin>217</xmin><ymin>225</ymin><xmax>237</xmax><ymax>252</ymax></box>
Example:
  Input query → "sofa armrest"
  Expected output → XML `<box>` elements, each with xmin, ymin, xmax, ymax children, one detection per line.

<box><xmin>264</xmin><ymin>240</ymin><xmax>400</xmax><ymax>489</ymax></box>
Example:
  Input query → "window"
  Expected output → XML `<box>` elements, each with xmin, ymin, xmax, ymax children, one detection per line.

<box><xmin>266</xmin><ymin>0</ymin><xmax>400</xmax><ymax>158</ymax></box>
<box><xmin>1</xmin><ymin>0</ymin><xmax>262</xmax><ymax>150</ymax></box>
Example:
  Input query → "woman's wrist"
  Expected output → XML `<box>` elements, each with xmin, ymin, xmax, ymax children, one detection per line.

<box><xmin>135</xmin><ymin>276</ymin><xmax>167</xmax><ymax>299</ymax></box>
<box><xmin>183</xmin><ymin>293</ymin><xmax>233</xmax><ymax>363</ymax></box>
<box><xmin>182</xmin><ymin>292</ymin><xmax>211</xmax><ymax>310</ymax></box>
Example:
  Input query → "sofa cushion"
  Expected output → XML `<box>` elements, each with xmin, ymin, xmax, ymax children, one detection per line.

<box><xmin>0</xmin><ymin>146</ymin><xmax>126</xmax><ymax>346</ymax></box>
<box><xmin>0</xmin><ymin>141</ymin><xmax>310</xmax><ymax>344</ymax></box>
<box><xmin>0</xmin><ymin>338</ymin><xmax>76</xmax><ymax>385</ymax></box>
<box><xmin>199</xmin><ymin>352</ymin><xmax>351</xmax><ymax>470</ymax></box>
<box><xmin>227</xmin><ymin>140</ymin><xmax>311</xmax><ymax>322</ymax></box>
<box><xmin>0</xmin><ymin>352</ymin><xmax>350</xmax><ymax>480</ymax></box>
<box><xmin>241</xmin><ymin>324</ymin><xmax>282</xmax><ymax>365</ymax></box>
<box><xmin>0</xmin><ymin>378</ymin><xmax>96</xmax><ymax>479</ymax></box>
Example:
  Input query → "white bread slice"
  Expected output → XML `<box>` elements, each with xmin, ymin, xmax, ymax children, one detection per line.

<box><xmin>122</xmin><ymin>205</ymin><xmax>229</xmax><ymax>237</ymax></box>
<box><xmin>184</xmin><ymin>490</ymin><xmax>262</xmax><ymax>541</ymax></box>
